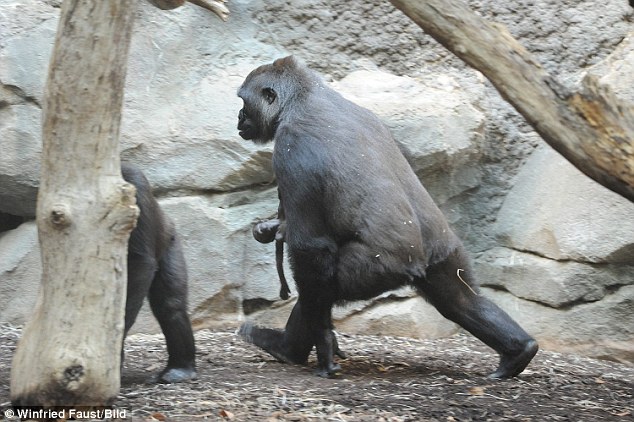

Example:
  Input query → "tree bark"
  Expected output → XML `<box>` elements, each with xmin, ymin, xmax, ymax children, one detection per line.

<box><xmin>390</xmin><ymin>0</ymin><xmax>634</xmax><ymax>202</ymax></box>
<box><xmin>10</xmin><ymin>0</ymin><xmax>139</xmax><ymax>407</ymax></box>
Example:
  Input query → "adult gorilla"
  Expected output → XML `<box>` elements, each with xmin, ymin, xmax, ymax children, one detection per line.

<box><xmin>122</xmin><ymin>164</ymin><xmax>196</xmax><ymax>383</ymax></box>
<box><xmin>236</xmin><ymin>56</ymin><xmax>538</xmax><ymax>379</ymax></box>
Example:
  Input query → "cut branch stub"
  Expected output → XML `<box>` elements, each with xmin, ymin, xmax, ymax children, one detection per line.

<box><xmin>49</xmin><ymin>204</ymin><xmax>72</xmax><ymax>229</ymax></box>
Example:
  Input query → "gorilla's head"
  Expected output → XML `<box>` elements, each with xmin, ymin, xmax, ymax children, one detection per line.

<box><xmin>237</xmin><ymin>56</ymin><xmax>317</xmax><ymax>144</ymax></box>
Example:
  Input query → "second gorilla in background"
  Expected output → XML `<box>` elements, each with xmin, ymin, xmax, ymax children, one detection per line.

<box><xmin>122</xmin><ymin>164</ymin><xmax>196</xmax><ymax>383</ymax></box>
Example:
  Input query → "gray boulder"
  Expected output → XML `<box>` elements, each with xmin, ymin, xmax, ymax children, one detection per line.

<box><xmin>494</xmin><ymin>145</ymin><xmax>634</xmax><ymax>263</ymax></box>
<box><xmin>0</xmin><ymin>222</ymin><xmax>41</xmax><ymax>325</ymax></box>
<box><xmin>477</xmin><ymin>247</ymin><xmax>634</xmax><ymax>308</ymax></box>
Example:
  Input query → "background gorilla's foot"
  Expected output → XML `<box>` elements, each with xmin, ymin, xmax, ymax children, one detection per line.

<box><xmin>151</xmin><ymin>366</ymin><xmax>197</xmax><ymax>383</ymax></box>
<box><xmin>238</xmin><ymin>322</ymin><xmax>310</xmax><ymax>365</ymax></box>
<box><xmin>489</xmin><ymin>339</ymin><xmax>539</xmax><ymax>379</ymax></box>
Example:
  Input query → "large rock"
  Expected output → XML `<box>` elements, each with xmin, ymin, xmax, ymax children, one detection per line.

<box><xmin>334</xmin><ymin>296</ymin><xmax>458</xmax><ymax>339</ymax></box>
<box><xmin>0</xmin><ymin>0</ymin><xmax>57</xmax><ymax>101</ymax></box>
<box><xmin>0</xmin><ymin>105</ymin><xmax>41</xmax><ymax>217</ymax></box>
<box><xmin>484</xmin><ymin>287</ymin><xmax>634</xmax><ymax>365</ymax></box>
<box><xmin>0</xmin><ymin>222</ymin><xmax>41</xmax><ymax>325</ymax></box>
<box><xmin>494</xmin><ymin>145</ymin><xmax>634</xmax><ymax>263</ymax></box>
<box><xmin>121</xmin><ymin>1</ymin><xmax>284</xmax><ymax>192</ymax></box>
<box><xmin>0</xmin><ymin>0</ymin><xmax>57</xmax><ymax>217</ymax></box>
<box><xmin>584</xmin><ymin>31</ymin><xmax>634</xmax><ymax>104</ymax></box>
<box><xmin>476</xmin><ymin>247</ymin><xmax>634</xmax><ymax>308</ymax></box>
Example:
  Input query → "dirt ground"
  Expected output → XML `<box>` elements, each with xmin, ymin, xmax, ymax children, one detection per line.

<box><xmin>0</xmin><ymin>324</ymin><xmax>632</xmax><ymax>422</ymax></box>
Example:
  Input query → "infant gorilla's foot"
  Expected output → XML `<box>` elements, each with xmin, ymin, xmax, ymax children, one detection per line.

<box><xmin>252</xmin><ymin>219</ymin><xmax>280</xmax><ymax>244</ymax></box>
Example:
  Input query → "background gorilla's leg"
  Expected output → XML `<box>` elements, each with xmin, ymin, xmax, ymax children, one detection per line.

<box><xmin>147</xmin><ymin>235</ymin><xmax>197</xmax><ymax>383</ymax></box>
<box><xmin>122</xmin><ymin>253</ymin><xmax>157</xmax><ymax>366</ymax></box>
<box><xmin>415</xmin><ymin>247</ymin><xmax>538</xmax><ymax>379</ymax></box>
<box><xmin>125</xmin><ymin>253</ymin><xmax>156</xmax><ymax>335</ymax></box>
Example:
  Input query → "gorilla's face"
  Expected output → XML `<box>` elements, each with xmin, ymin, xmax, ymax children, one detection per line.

<box><xmin>237</xmin><ymin>72</ymin><xmax>279</xmax><ymax>144</ymax></box>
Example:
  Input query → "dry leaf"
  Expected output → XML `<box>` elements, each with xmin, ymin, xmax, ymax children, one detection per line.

<box><xmin>468</xmin><ymin>386</ymin><xmax>486</xmax><ymax>395</ymax></box>
<box><xmin>220</xmin><ymin>409</ymin><xmax>235</xmax><ymax>419</ymax></box>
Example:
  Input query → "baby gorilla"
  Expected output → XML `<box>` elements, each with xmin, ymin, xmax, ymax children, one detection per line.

<box><xmin>252</xmin><ymin>205</ymin><xmax>347</xmax><ymax>360</ymax></box>
<box><xmin>252</xmin><ymin>199</ymin><xmax>290</xmax><ymax>300</ymax></box>
<box><xmin>237</xmin><ymin>56</ymin><xmax>538</xmax><ymax>379</ymax></box>
<box><xmin>122</xmin><ymin>164</ymin><xmax>196</xmax><ymax>383</ymax></box>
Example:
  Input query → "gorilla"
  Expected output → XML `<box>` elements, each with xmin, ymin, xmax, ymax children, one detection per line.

<box><xmin>236</xmin><ymin>56</ymin><xmax>538</xmax><ymax>379</ymax></box>
<box><xmin>122</xmin><ymin>164</ymin><xmax>196</xmax><ymax>383</ymax></box>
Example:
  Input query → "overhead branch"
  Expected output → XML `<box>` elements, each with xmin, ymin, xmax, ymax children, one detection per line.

<box><xmin>390</xmin><ymin>0</ymin><xmax>634</xmax><ymax>202</ymax></box>
<box><xmin>147</xmin><ymin>0</ymin><xmax>230</xmax><ymax>21</ymax></box>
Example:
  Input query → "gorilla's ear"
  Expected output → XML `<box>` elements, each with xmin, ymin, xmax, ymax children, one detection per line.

<box><xmin>263</xmin><ymin>87</ymin><xmax>277</xmax><ymax>105</ymax></box>
<box><xmin>274</xmin><ymin>55</ymin><xmax>297</xmax><ymax>69</ymax></box>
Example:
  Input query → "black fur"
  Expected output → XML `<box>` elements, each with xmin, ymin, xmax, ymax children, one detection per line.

<box><xmin>252</xmin><ymin>198</ymin><xmax>291</xmax><ymax>300</ymax></box>
<box><xmin>122</xmin><ymin>164</ymin><xmax>196</xmax><ymax>383</ymax></box>
<box><xmin>237</xmin><ymin>56</ymin><xmax>537</xmax><ymax>378</ymax></box>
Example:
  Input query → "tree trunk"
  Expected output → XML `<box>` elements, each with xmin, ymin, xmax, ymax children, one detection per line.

<box><xmin>390</xmin><ymin>0</ymin><xmax>634</xmax><ymax>202</ymax></box>
<box><xmin>10</xmin><ymin>0</ymin><xmax>139</xmax><ymax>407</ymax></box>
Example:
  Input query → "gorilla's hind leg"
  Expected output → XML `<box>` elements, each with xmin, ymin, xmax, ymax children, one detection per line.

<box><xmin>239</xmin><ymin>302</ymin><xmax>314</xmax><ymax>365</ymax></box>
<box><xmin>148</xmin><ymin>235</ymin><xmax>197</xmax><ymax>383</ymax></box>
<box><xmin>416</xmin><ymin>247</ymin><xmax>538</xmax><ymax>379</ymax></box>
<box><xmin>239</xmin><ymin>302</ymin><xmax>346</xmax><ymax>372</ymax></box>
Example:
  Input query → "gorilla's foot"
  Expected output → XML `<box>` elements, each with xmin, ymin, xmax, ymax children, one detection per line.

<box><xmin>314</xmin><ymin>362</ymin><xmax>342</xmax><ymax>379</ymax></box>
<box><xmin>335</xmin><ymin>347</ymin><xmax>347</xmax><ymax>360</ymax></box>
<box><xmin>152</xmin><ymin>366</ymin><xmax>197</xmax><ymax>383</ymax></box>
<box><xmin>238</xmin><ymin>322</ymin><xmax>308</xmax><ymax>365</ymax></box>
<box><xmin>488</xmin><ymin>339</ymin><xmax>539</xmax><ymax>379</ymax></box>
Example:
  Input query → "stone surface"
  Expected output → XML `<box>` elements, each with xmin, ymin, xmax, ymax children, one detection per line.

<box><xmin>484</xmin><ymin>287</ymin><xmax>634</xmax><ymax>365</ymax></box>
<box><xmin>494</xmin><ymin>145</ymin><xmax>634</xmax><ymax>263</ymax></box>
<box><xmin>476</xmin><ymin>247</ymin><xmax>634</xmax><ymax>308</ymax></box>
<box><xmin>0</xmin><ymin>222</ymin><xmax>41</xmax><ymax>326</ymax></box>
<box><xmin>585</xmin><ymin>31</ymin><xmax>634</xmax><ymax>104</ymax></box>
<box><xmin>335</xmin><ymin>296</ymin><xmax>459</xmax><ymax>340</ymax></box>
<box><xmin>0</xmin><ymin>104</ymin><xmax>41</xmax><ymax>217</ymax></box>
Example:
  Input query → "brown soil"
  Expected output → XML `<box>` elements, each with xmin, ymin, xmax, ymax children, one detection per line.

<box><xmin>1</xmin><ymin>324</ymin><xmax>632</xmax><ymax>421</ymax></box>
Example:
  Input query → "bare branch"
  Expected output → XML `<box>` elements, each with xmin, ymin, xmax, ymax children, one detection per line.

<box><xmin>390</xmin><ymin>0</ymin><xmax>634</xmax><ymax>202</ymax></box>
<box><xmin>188</xmin><ymin>0</ymin><xmax>230</xmax><ymax>21</ymax></box>
<box><xmin>147</xmin><ymin>0</ymin><xmax>230</xmax><ymax>21</ymax></box>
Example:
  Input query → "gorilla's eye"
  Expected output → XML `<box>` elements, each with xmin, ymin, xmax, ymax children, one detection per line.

<box><xmin>262</xmin><ymin>87</ymin><xmax>277</xmax><ymax>105</ymax></box>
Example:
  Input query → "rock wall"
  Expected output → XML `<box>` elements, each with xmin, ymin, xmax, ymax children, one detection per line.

<box><xmin>0</xmin><ymin>0</ymin><xmax>632</xmax><ymax>364</ymax></box>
